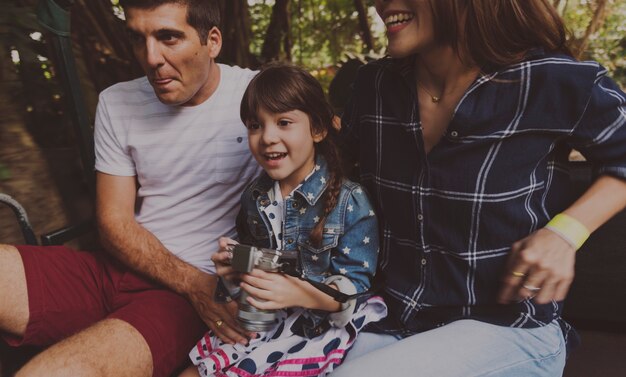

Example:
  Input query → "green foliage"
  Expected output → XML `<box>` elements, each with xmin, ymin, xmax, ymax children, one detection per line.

<box><xmin>562</xmin><ymin>0</ymin><xmax>626</xmax><ymax>87</ymax></box>
<box><xmin>249</xmin><ymin>0</ymin><xmax>385</xmax><ymax>90</ymax></box>
<box><xmin>250</xmin><ymin>1</ymin><xmax>383</xmax><ymax>67</ymax></box>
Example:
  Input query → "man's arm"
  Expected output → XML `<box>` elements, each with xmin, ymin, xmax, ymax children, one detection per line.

<box><xmin>95</xmin><ymin>172</ymin><xmax>248</xmax><ymax>344</ymax></box>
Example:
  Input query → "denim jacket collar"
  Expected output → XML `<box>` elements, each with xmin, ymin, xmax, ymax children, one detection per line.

<box><xmin>250</xmin><ymin>156</ymin><xmax>330</xmax><ymax>206</ymax></box>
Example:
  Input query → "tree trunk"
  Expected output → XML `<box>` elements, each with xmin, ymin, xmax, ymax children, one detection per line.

<box><xmin>218</xmin><ymin>0</ymin><xmax>256</xmax><ymax>68</ymax></box>
<box><xmin>354</xmin><ymin>0</ymin><xmax>374</xmax><ymax>51</ymax></box>
<box><xmin>72</xmin><ymin>0</ymin><xmax>142</xmax><ymax>92</ymax></box>
<box><xmin>261</xmin><ymin>0</ymin><xmax>291</xmax><ymax>62</ymax></box>
<box><xmin>575</xmin><ymin>0</ymin><xmax>609</xmax><ymax>58</ymax></box>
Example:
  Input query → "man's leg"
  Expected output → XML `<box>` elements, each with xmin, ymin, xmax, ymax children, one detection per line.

<box><xmin>333</xmin><ymin>319</ymin><xmax>566</xmax><ymax>377</ymax></box>
<box><xmin>17</xmin><ymin>318</ymin><xmax>153</xmax><ymax>377</ymax></box>
<box><xmin>0</xmin><ymin>245</ymin><xmax>29</xmax><ymax>336</ymax></box>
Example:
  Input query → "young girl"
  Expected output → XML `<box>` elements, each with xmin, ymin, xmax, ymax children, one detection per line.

<box><xmin>183</xmin><ymin>63</ymin><xmax>387</xmax><ymax>377</ymax></box>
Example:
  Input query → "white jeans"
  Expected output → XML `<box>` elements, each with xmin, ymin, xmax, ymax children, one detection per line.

<box><xmin>332</xmin><ymin>319</ymin><xmax>566</xmax><ymax>376</ymax></box>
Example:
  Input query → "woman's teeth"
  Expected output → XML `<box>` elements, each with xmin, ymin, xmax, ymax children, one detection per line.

<box><xmin>384</xmin><ymin>13</ymin><xmax>414</xmax><ymax>27</ymax></box>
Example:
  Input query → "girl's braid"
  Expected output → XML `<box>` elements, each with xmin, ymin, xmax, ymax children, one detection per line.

<box><xmin>309</xmin><ymin>131</ymin><xmax>343</xmax><ymax>247</ymax></box>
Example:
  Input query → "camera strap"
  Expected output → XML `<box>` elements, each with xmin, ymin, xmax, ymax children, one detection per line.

<box><xmin>278</xmin><ymin>250</ymin><xmax>371</xmax><ymax>303</ymax></box>
<box><xmin>297</xmin><ymin>276</ymin><xmax>372</xmax><ymax>303</ymax></box>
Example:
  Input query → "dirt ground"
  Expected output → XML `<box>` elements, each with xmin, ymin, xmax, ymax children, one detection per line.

<box><xmin>0</xmin><ymin>82</ymin><xmax>93</xmax><ymax>248</ymax></box>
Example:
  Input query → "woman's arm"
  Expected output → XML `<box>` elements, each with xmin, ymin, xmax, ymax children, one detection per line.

<box><xmin>498</xmin><ymin>175</ymin><xmax>626</xmax><ymax>304</ymax></box>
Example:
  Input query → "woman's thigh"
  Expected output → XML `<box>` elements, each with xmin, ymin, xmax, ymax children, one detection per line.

<box><xmin>334</xmin><ymin>319</ymin><xmax>566</xmax><ymax>377</ymax></box>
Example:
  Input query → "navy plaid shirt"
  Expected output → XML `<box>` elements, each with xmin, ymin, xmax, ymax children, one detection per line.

<box><xmin>341</xmin><ymin>51</ymin><xmax>626</xmax><ymax>338</ymax></box>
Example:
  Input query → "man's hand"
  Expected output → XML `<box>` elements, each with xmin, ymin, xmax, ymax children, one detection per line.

<box><xmin>212</xmin><ymin>237</ymin><xmax>240</xmax><ymax>282</ymax></box>
<box><xmin>240</xmin><ymin>269</ymin><xmax>341</xmax><ymax>312</ymax></box>
<box><xmin>498</xmin><ymin>228</ymin><xmax>576</xmax><ymax>305</ymax></box>
<box><xmin>186</xmin><ymin>273</ymin><xmax>249</xmax><ymax>345</ymax></box>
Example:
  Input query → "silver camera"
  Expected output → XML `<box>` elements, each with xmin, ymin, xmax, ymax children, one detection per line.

<box><xmin>228</xmin><ymin>244</ymin><xmax>298</xmax><ymax>331</ymax></box>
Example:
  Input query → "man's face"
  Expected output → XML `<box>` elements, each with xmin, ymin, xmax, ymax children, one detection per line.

<box><xmin>125</xmin><ymin>3</ymin><xmax>222</xmax><ymax>106</ymax></box>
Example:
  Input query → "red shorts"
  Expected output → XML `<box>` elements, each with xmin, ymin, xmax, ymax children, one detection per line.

<box><xmin>2</xmin><ymin>245</ymin><xmax>207</xmax><ymax>377</ymax></box>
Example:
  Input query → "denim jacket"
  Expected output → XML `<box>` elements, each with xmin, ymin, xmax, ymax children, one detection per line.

<box><xmin>236</xmin><ymin>156</ymin><xmax>380</xmax><ymax>336</ymax></box>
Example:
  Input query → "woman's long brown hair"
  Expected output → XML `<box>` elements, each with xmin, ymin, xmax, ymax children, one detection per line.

<box><xmin>430</xmin><ymin>0</ymin><xmax>572</xmax><ymax>68</ymax></box>
<box><xmin>240</xmin><ymin>63</ymin><xmax>344</xmax><ymax>247</ymax></box>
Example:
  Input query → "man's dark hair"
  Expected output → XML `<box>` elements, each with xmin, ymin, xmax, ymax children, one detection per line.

<box><xmin>120</xmin><ymin>0</ymin><xmax>220</xmax><ymax>44</ymax></box>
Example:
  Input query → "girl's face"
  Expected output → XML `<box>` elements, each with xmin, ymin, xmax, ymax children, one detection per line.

<box><xmin>247</xmin><ymin>107</ymin><xmax>326</xmax><ymax>196</ymax></box>
<box><xmin>375</xmin><ymin>0</ymin><xmax>436</xmax><ymax>58</ymax></box>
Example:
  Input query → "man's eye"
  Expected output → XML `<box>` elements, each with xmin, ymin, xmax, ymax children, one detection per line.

<box><xmin>127</xmin><ymin>32</ymin><xmax>144</xmax><ymax>45</ymax></box>
<box><xmin>157</xmin><ymin>31</ymin><xmax>183</xmax><ymax>43</ymax></box>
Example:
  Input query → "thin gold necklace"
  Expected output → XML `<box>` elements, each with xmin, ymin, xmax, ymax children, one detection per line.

<box><xmin>416</xmin><ymin>80</ymin><xmax>441</xmax><ymax>103</ymax></box>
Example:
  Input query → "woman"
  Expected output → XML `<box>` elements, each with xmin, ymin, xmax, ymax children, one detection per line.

<box><xmin>334</xmin><ymin>0</ymin><xmax>626</xmax><ymax>375</ymax></box>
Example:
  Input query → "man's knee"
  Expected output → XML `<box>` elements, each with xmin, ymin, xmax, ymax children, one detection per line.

<box><xmin>0</xmin><ymin>244</ymin><xmax>29</xmax><ymax>335</ymax></box>
<box><xmin>17</xmin><ymin>319</ymin><xmax>153</xmax><ymax>377</ymax></box>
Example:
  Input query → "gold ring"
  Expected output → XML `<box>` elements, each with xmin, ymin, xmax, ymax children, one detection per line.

<box><xmin>215</xmin><ymin>319</ymin><xmax>223</xmax><ymax>328</ymax></box>
<box><xmin>512</xmin><ymin>271</ymin><xmax>526</xmax><ymax>278</ymax></box>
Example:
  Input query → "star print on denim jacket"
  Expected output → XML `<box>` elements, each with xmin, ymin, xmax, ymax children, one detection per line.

<box><xmin>235</xmin><ymin>155</ymin><xmax>380</xmax><ymax>336</ymax></box>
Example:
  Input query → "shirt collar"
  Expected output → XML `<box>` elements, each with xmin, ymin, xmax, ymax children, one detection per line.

<box><xmin>251</xmin><ymin>155</ymin><xmax>331</xmax><ymax>206</ymax></box>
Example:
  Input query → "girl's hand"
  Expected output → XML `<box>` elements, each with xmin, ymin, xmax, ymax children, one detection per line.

<box><xmin>212</xmin><ymin>237</ymin><xmax>239</xmax><ymax>279</ymax></box>
<box><xmin>240</xmin><ymin>269</ymin><xmax>341</xmax><ymax>312</ymax></box>
<box><xmin>498</xmin><ymin>228</ymin><xmax>576</xmax><ymax>305</ymax></box>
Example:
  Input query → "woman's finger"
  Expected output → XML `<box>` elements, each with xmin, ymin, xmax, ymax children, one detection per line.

<box><xmin>518</xmin><ymin>268</ymin><xmax>547</xmax><ymax>301</ymax></box>
<box><xmin>498</xmin><ymin>262</ymin><xmax>531</xmax><ymax>304</ymax></box>
<box><xmin>533</xmin><ymin>277</ymin><xmax>558</xmax><ymax>304</ymax></box>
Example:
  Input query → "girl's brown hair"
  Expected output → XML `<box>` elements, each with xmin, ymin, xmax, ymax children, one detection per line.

<box><xmin>240</xmin><ymin>62</ymin><xmax>343</xmax><ymax>247</ymax></box>
<box><xmin>430</xmin><ymin>0</ymin><xmax>572</xmax><ymax>68</ymax></box>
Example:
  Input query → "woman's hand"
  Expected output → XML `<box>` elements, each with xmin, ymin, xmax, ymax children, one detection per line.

<box><xmin>498</xmin><ymin>228</ymin><xmax>576</xmax><ymax>305</ymax></box>
<box><xmin>240</xmin><ymin>269</ymin><xmax>341</xmax><ymax>312</ymax></box>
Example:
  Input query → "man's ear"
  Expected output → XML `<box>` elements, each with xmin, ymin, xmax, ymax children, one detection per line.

<box><xmin>207</xmin><ymin>26</ymin><xmax>222</xmax><ymax>58</ymax></box>
<box><xmin>313</xmin><ymin>128</ymin><xmax>328</xmax><ymax>143</ymax></box>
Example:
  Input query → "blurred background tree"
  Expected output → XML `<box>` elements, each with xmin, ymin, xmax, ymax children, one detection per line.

<box><xmin>558</xmin><ymin>0</ymin><xmax>626</xmax><ymax>85</ymax></box>
<box><xmin>0</xmin><ymin>0</ymin><xmax>624</xmax><ymax>246</ymax></box>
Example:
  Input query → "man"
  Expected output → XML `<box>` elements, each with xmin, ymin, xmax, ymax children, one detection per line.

<box><xmin>0</xmin><ymin>0</ymin><xmax>260</xmax><ymax>376</ymax></box>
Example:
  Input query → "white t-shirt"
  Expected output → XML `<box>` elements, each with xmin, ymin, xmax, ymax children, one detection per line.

<box><xmin>94</xmin><ymin>64</ymin><xmax>261</xmax><ymax>273</ymax></box>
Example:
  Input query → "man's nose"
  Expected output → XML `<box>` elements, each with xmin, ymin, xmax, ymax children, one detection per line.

<box><xmin>145</xmin><ymin>39</ymin><xmax>165</xmax><ymax>68</ymax></box>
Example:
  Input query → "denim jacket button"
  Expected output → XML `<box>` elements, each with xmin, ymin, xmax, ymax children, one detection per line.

<box><xmin>260</xmin><ymin>199</ymin><xmax>270</xmax><ymax>206</ymax></box>
<box><xmin>287</xmin><ymin>238</ymin><xmax>294</xmax><ymax>244</ymax></box>
<box><xmin>291</xmin><ymin>202</ymin><xmax>299</xmax><ymax>209</ymax></box>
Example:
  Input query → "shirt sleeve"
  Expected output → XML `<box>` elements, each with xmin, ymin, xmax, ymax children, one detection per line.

<box><xmin>568</xmin><ymin>67</ymin><xmax>626</xmax><ymax>180</ymax></box>
<box><xmin>331</xmin><ymin>184</ymin><xmax>379</xmax><ymax>294</ymax></box>
<box><xmin>323</xmin><ymin>275</ymin><xmax>357</xmax><ymax>327</ymax></box>
<box><xmin>93</xmin><ymin>90</ymin><xmax>136</xmax><ymax>176</ymax></box>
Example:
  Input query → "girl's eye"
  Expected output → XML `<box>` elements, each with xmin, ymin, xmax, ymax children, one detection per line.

<box><xmin>278</xmin><ymin>120</ymin><xmax>291</xmax><ymax>127</ymax></box>
<box><xmin>247</xmin><ymin>123</ymin><xmax>261</xmax><ymax>130</ymax></box>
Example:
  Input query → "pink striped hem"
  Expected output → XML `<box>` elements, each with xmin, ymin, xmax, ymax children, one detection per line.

<box><xmin>228</xmin><ymin>349</ymin><xmax>346</xmax><ymax>377</ymax></box>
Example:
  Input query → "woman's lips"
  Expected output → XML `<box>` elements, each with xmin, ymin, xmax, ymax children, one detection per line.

<box><xmin>384</xmin><ymin>12</ymin><xmax>415</xmax><ymax>34</ymax></box>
